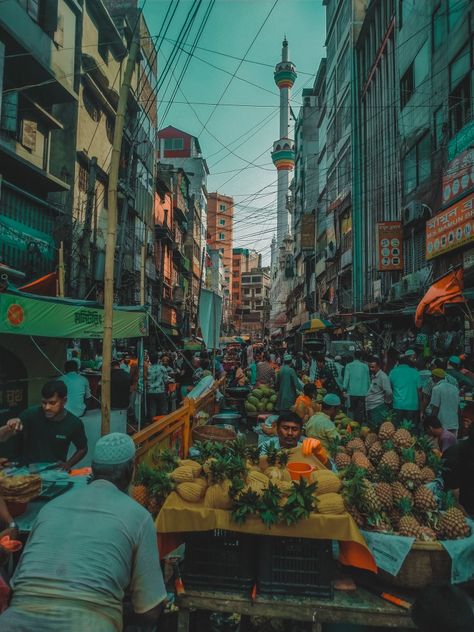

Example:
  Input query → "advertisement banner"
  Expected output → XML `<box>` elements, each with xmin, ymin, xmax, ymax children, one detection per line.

<box><xmin>0</xmin><ymin>293</ymin><xmax>148</xmax><ymax>339</ymax></box>
<box><xmin>300</xmin><ymin>215</ymin><xmax>315</xmax><ymax>250</ymax></box>
<box><xmin>376</xmin><ymin>222</ymin><xmax>403</xmax><ymax>271</ymax></box>
<box><xmin>426</xmin><ymin>191</ymin><xmax>474</xmax><ymax>260</ymax></box>
<box><xmin>442</xmin><ymin>148</ymin><xmax>474</xmax><ymax>208</ymax></box>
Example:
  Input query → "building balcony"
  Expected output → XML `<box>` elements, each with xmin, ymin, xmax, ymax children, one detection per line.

<box><xmin>155</xmin><ymin>222</ymin><xmax>174</xmax><ymax>244</ymax></box>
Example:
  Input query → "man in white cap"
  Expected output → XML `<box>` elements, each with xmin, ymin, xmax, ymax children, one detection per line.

<box><xmin>305</xmin><ymin>393</ymin><xmax>341</xmax><ymax>450</ymax></box>
<box><xmin>0</xmin><ymin>433</ymin><xmax>167</xmax><ymax>631</ymax></box>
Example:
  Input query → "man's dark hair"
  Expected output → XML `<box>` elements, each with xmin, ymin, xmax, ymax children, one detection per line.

<box><xmin>91</xmin><ymin>459</ymin><xmax>134</xmax><ymax>492</ymax></box>
<box><xmin>64</xmin><ymin>360</ymin><xmax>78</xmax><ymax>373</ymax></box>
<box><xmin>411</xmin><ymin>584</ymin><xmax>474</xmax><ymax>632</ymax></box>
<box><xmin>316</xmin><ymin>353</ymin><xmax>326</xmax><ymax>363</ymax></box>
<box><xmin>42</xmin><ymin>380</ymin><xmax>67</xmax><ymax>399</ymax></box>
<box><xmin>201</xmin><ymin>359</ymin><xmax>210</xmax><ymax>371</ymax></box>
<box><xmin>111</xmin><ymin>360</ymin><xmax>120</xmax><ymax>368</ymax></box>
<box><xmin>276</xmin><ymin>411</ymin><xmax>303</xmax><ymax>427</ymax></box>
<box><xmin>354</xmin><ymin>350</ymin><xmax>363</xmax><ymax>360</ymax></box>
<box><xmin>368</xmin><ymin>355</ymin><xmax>381</xmax><ymax>365</ymax></box>
<box><xmin>423</xmin><ymin>415</ymin><xmax>442</xmax><ymax>431</ymax></box>
<box><xmin>303</xmin><ymin>383</ymin><xmax>317</xmax><ymax>397</ymax></box>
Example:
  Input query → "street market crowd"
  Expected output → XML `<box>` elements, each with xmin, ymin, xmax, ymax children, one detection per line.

<box><xmin>0</xmin><ymin>339</ymin><xmax>473</xmax><ymax>630</ymax></box>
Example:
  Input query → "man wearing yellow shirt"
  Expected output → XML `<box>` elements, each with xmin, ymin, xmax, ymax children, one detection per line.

<box><xmin>305</xmin><ymin>393</ymin><xmax>341</xmax><ymax>449</ymax></box>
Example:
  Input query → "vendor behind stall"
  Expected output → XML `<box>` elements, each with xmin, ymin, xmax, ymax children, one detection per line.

<box><xmin>266</xmin><ymin>411</ymin><xmax>304</xmax><ymax>450</ymax></box>
<box><xmin>0</xmin><ymin>380</ymin><xmax>87</xmax><ymax>470</ymax></box>
<box><xmin>0</xmin><ymin>433</ymin><xmax>167</xmax><ymax>631</ymax></box>
<box><xmin>305</xmin><ymin>393</ymin><xmax>341</xmax><ymax>449</ymax></box>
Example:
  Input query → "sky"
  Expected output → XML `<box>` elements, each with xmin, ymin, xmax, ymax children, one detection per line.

<box><xmin>143</xmin><ymin>0</ymin><xmax>327</xmax><ymax>264</ymax></box>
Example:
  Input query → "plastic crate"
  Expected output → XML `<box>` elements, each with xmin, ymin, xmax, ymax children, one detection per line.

<box><xmin>257</xmin><ymin>537</ymin><xmax>334</xmax><ymax>598</ymax></box>
<box><xmin>182</xmin><ymin>530</ymin><xmax>257</xmax><ymax>592</ymax></box>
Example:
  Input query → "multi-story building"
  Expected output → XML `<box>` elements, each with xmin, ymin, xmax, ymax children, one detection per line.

<box><xmin>232</xmin><ymin>247</ymin><xmax>260</xmax><ymax>333</ymax></box>
<box><xmin>158</xmin><ymin>125</ymin><xmax>209</xmax><ymax>332</ymax></box>
<box><xmin>207</xmin><ymin>248</ymin><xmax>225</xmax><ymax>297</ymax></box>
<box><xmin>240</xmin><ymin>267</ymin><xmax>271</xmax><ymax>340</ymax></box>
<box><xmin>154</xmin><ymin>164</ymin><xmax>191</xmax><ymax>341</ymax></box>
<box><xmin>0</xmin><ymin>0</ymin><xmax>80</xmax><ymax>285</ymax></box>
<box><xmin>207</xmin><ymin>192</ymin><xmax>234</xmax><ymax>329</ymax></box>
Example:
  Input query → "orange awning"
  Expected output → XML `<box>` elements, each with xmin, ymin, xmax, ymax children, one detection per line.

<box><xmin>19</xmin><ymin>272</ymin><xmax>58</xmax><ymax>297</ymax></box>
<box><xmin>415</xmin><ymin>268</ymin><xmax>464</xmax><ymax>328</ymax></box>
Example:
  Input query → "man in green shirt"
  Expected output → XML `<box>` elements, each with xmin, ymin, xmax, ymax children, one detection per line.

<box><xmin>0</xmin><ymin>380</ymin><xmax>87</xmax><ymax>470</ymax></box>
<box><xmin>305</xmin><ymin>393</ymin><xmax>341</xmax><ymax>449</ymax></box>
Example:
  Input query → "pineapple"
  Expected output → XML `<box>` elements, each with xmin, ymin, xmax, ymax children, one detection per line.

<box><xmin>416</xmin><ymin>525</ymin><xmax>437</xmax><ymax>542</ymax></box>
<box><xmin>392</xmin><ymin>481</ymin><xmax>413</xmax><ymax>505</ymax></box>
<box><xmin>360</xmin><ymin>480</ymin><xmax>381</xmax><ymax>514</ymax></box>
<box><xmin>399</xmin><ymin>462</ymin><xmax>423</xmax><ymax>490</ymax></box>
<box><xmin>364</xmin><ymin>432</ymin><xmax>379</xmax><ymax>449</ymax></box>
<box><xmin>132</xmin><ymin>484</ymin><xmax>148</xmax><ymax>506</ymax></box>
<box><xmin>146</xmin><ymin>496</ymin><xmax>161</xmax><ymax>517</ymax></box>
<box><xmin>420</xmin><ymin>466</ymin><xmax>436</xmax><ymax>483</ymax></box>
<box><xmin>351</xmin><ymin>452</ymin><xmax>371</xmax><ymax>470</ymax></box>
<box><xmin>379</xmin><ymin>447</ymin><xmax>400</xmax><ymax>473</ymax></box>
<box><xmin>379</xmin><ymin>420</ymin><xmax>396</xmax><ymax>442</ymax></box>
<box><xmin>397</xmin><ymin>498</ymin><xmax>420</xmax><ymax>537</ymax></box>
<box><xmin>346</xmin><ymin>437</ymin><xmax>367</xmax><ymax>456</ymax></box>
<box><xmin>413</xmin><ymin>485</ymin><xmax>438</xmax><ymax>513</ymax></box>
<box><xmin>375</xmin><ymin>481</ymin><xmax>394</xmax><ymax>511</ymax></box>
<box><xmin>366</xmin><ymin>512</ymin><xmax>393</xmax><ymax>533</ymax></box>
<box><xmin>368</xmin><ymin>440</ymin><xmax>384</xmax><ymax>465</ymax></box>
<box><xmin>438</xmin><ymin>508</ymin><xmax>471</xmax><ymax>540</ymax></box>
<box><xmin>263</xmin><ymin>443</ymin><xmax>279</xmax><ymax>467</ymax></box>
<box><xmin>345</xmin><ymin>503</ymin><xmax>365</xmax><ymax>528</ymax></box>
<box><xmin>414</xmin><ymin>450</ymin><xmax>427</xmax><ymax>468</ymax></box>
<box><xmin>334</xmin><ymin>452</ymin><xmax>351</xmax><ymax>470</ymax></box>
<box><xmin>392</xmin><ymin>421</ymin><xmax>415</xmax><ymax>451</ymax></box>
<box><xmin>342</xmin><ymin>467</ymin><xmax>380</xmax><ymax>515</ymax></box>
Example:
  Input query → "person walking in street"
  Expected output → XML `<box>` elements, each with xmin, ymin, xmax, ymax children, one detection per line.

<box><xmin>366</xmin><ymin>356</ymin><xmax>392</xmax><ymax>428</ymax></box>
<box><xmin>313</xmin><ymin>354</ymin><xmax>340</xmax><ymax>395</ymax></box>
<box><xmin>59</xmin><ymin>360</ymin><xmax>91</xmax><ymax>418</ymax></box>
<box><xmin>276</xmin><ymin>354</ymin><xmax>300</xmax><ymax>411</ymax></box>
<box><xmin>246</xmin><ymin>341</ymin><xmax>254</xmax><ymax>369</ymax></box>
<box><xmin>146</xmin><ymin>352</ymin><xmax>171</xmax><ymax>419</ymax></box>
<box><xmin>256</xmin><ymin>353</ymin><xmax>276</xmax><ymax>388</ymax></box>
<box><xmin>0</xmin><ymin>433</ymin><xmax>167</xmax><ymax>631</ymax></box>
<box><xmin>429</xmin><ymin>368</ymin><xmax>461</xmax><ymax>436</ymax></box>
<box><xmin>342</xmin><ymin>350</ymin><xmax>370</xmax><ymax>422</ymax></box>
<box><xmin>305</xmin><ymin>393</ymin><xmax>341</xmax><ymax>450</ymax></box>
<box><xmin>389</xmin><ymin>353</ymin><xmax>422</xmax><ymax>426</ymax></box>
<box><xmin>447</xmin><ymin>355</ymin><xmax>474</xmax><ymax>390</ymax></box>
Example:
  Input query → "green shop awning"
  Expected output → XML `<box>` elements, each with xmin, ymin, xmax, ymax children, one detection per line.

<box><xmin>0</xmin><ymin>291</ymin><xmax>148</xmax><ymax>339</ymax></box>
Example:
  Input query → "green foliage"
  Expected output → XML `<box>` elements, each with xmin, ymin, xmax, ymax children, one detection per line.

<box><xmin>231</xmin><ymin>489</ymin><xmax>261</xmax><ymax>525</ymax></box>
<box><xmin>152</xmin><ymin>449</ymin><xmax>179</xmax><ymax>473</ymax></box>
<box><xmin>134</xmin><ymin>463</ymin><xmax>154</xmax><ymax>486</ymax></box>
<box><xmin>281</xmin><ymin>478</ymin><xmax>317</xmax><ymax>526</ymax></box>
<box><xmin>259</xmin><ymin>482</ymin><xmax>282</xmax><ymax>529</ymax></box>
<box><xmin>148</xmin><ymin>471</ymin><xmax>175</xmax><ymax>503</ymax></box>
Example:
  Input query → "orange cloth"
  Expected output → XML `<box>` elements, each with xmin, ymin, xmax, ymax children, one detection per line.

<box><xmin>415</xmin><ymin>268</ymin><xmax>464</xmax><ymax>327</ymax></box>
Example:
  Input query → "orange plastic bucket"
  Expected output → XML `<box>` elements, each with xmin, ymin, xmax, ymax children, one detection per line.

<box><xmin>287</xmin><ymin>462</ymin><xmax>314</xmax><ymax>481</ymax></box>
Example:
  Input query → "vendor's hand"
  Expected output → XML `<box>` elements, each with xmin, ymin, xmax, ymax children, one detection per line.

<box><xmin>6</xmin><ymin>418</ymin><xmax>23</xmax><ymax>433</ymax></box>
<box><xmin>0</xmin><ymin>527</ymin><xmax>18</xmax><ymax>541</ymax></box>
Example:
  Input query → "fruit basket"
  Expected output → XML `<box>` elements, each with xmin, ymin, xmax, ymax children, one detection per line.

<box><xmin>191</xmin><ymin>424</ymin><xmax>236</xmax><ymax>443</ymax></box>
<box><xmin>378</xmin><ymin>539</ymin><xmax>451</xmax><ymax>589</ymax></box>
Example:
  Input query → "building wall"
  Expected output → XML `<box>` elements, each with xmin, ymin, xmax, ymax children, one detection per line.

<box><xmin>207</xmin><ymin>193</ymin><xmax>234</xmax><ymax>316</ymax></box>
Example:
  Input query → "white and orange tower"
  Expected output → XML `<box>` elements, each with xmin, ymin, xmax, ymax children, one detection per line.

<box><xmin>272</xmin><ymin>38</ymin><xmax>297</xmax><ymax>248</ymax></box>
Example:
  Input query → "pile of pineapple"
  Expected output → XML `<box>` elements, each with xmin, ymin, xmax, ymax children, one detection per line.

<box><xmin>132</xmin><ymin>440</ymin><xmax>349</xmax><ymax>528</ymax></box>
<box><xmin>329</xmin><ymin>420</ymin><xmax>471</xmax><ymax>541</ymax></box>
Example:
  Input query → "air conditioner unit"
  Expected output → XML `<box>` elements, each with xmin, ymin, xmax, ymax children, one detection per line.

<box><xmin>325</xmin><ymin>242</ymin><xmax>336</xmax><ymax>262</ymax></box>
<box><xmin>402</xmin><ymin>200</ymin><xmax>424</xmax><ymax>227</ymax></box>
<box><xmin>389</xmin><ymin>281</ymin><xmax>403</xmax><ymax>301</ymax></box>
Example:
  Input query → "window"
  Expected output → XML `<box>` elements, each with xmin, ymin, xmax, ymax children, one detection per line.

<box><xmin>79</xmin><ymin>165</ymin><xmax>88</xmax><ymax>193</ymax></box>
<box><xmin>242</xmin><ymin>276</ymin><xmax>251</xmax><ymax>283</ymax></box>
<box><xmin>219</xmin><ymin>232</ymin><xmax>225</xmax><ymax>240</ymax></box>
<box><xmin>400</xmin><ymin>64</ymin><xmax>414</xmax><ymax>108</ymax></box>
<box><xmin>432</xmin><ymin>5</ymin><xmax>445</xmax><ymax>51</ymax></box>
<box><xmin>244</xmin><ymin>289</ymin><xmax>250</xmax><ymax>295</ymax></box>
<box><xmin>232</xmin><ymin>281</ymin><xmax>239</xmax><ymax>289</ymax></box>
<box><xmin>255</xmin><ymin>287</ymin><xmax>262</xmax><ymax>294</ymax></box>
<box><xmin>83</xmin><ymin>89</ymin><xmax>101</xmax><ymax>122</ymax></box>
<box><xmin>219</xmin><ymin>204</ymin><xmax>226</xmax><ymax>211</ymax></box>
<box><xmin>164</xmin><ymin>137</ymin><xmax>184</xmax><ymax>150</ymax></box>
<box><xmin>434</xmin><ymin>106</ymin><xmax>445</xmax><ymax>149</ymax></box>
<box><xmin>448</xmin><ymin>0</ymin><xmax>464</xmax><ymax>31</ymax></box>
<box><xmin>402</xmin><ymin>133</ymin><xmax>431</xmax><ymax>195</ymax></box>
<box><xmin>233</xmin><ymin>271</ymin><xmax>238</xmax><ymax>278</ymax></box>
<box><xmin>336</xmin><ymin>46</ymin><xmax>350</xmax><ymax>93</ymax></box>
<box><xmin>219</xmin><ymin>219</ymin><xmax>225</xmax><ymax>226</ymax></box>
<box><xmin>449</xmin><ymin>45</ymin><xmax>471</xmax><ymax>136</ymax></box>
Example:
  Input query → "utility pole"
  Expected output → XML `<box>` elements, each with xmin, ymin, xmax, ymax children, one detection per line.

<box><xmin>101</xmin><ymin>31</ymin><xmax>140</xmax><ymax>436</ymax></box>
<box><xmin>58</xmin><ymin>241</ymin><xmax>65</xmax><ymax>297</ymax></box>
<box><xmin>78</xmin><ymin>157</ymin><xmax>97</xmax><ymax>298</ymax></box>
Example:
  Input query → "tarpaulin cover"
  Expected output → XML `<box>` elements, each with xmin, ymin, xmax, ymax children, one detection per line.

<box><xmin>0</xmin><ymin>292</ymin><xmax>148</xmax><ymax>339</ymax></box>
<box><xmin>415</xmin><ymin>268</ymin><xmax>464</xmax><ymax>328</ymax></box>
<box><xmin>156</xmin><ymin>447</ymin><xmax>376</xmax><ymax>572</ymax></box>
<box><xmin>198</xmin><ymin>289</ymin><xmax>222</xmax><ymax>350</ymax></box>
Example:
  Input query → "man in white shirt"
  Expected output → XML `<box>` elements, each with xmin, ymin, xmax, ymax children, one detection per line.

<box><xmin>0</xmin><ymin>433</ymin><xmax>167</xmax><ymax>630</ymax></box>
<box><xmin>59</xmin><ymin>361</ymin><xmax>91</xmax><ymax>417</ymax></box>
<box><xmin>366</xmin><ymin>356</ymin><xmax>392</xmax><ymax>429</ymax></box>
<box><xmin>430</xmin><ymin>368</ymin><xmax>460</xmax><ymax>436</ymax></box>
<box><xmin>342</xmin><ymin>351</ymin><xmax>370</xmax><ymax>422</ymax></box>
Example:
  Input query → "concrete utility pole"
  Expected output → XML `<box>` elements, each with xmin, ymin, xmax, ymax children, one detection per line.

<box><xmin>101</xmin><ymin>32</ymin><xmax>140</xmax><ymax>436</ymax></box>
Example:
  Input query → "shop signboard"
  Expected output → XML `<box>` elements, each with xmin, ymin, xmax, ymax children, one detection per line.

<box><xmin>300</xmin><ymin>214</ymin><xmax>315</xmax><ymax>250</ymax></box>
<box><xmin>448</xmin><ymin>119</ymin><xmax>474</xmax><ymax>161</ymax></box>
<box><xmin>0</xmin><ymin>293</ymin><xmax>148</xmax><ymax>338</ymax></box>
<box><xmin>426</xmin><ymin>191</ymin><xmax>474</xmax><ymax>260</ymax></box>
<box><xmin>442</xmin><ymin>148</ymin><xmax>474</xmax><ymax>208</ymax></box>
<box><xmin>376</xmin><ymin>221</ymin><xmax>403</xmax><ymax>271</ymax></box>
